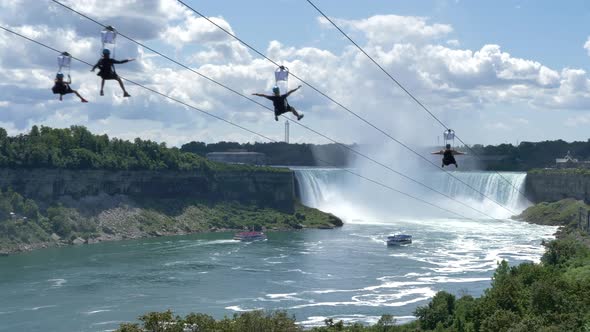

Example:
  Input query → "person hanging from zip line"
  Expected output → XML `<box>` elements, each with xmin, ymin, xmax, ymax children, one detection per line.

<box><xmin>432</xmin><ymin>144</ymin><xmax>465</xmax><ymax>168</ymax></box>
<box><xmin>91</xmin><ymin>49</ymin><xmax>134</xmax><ymax>97</ymax></box>
<box><xmin>51</xmin><ymin>73</ymin><xmax>88</xmax><ymax>103</ymax></box>
<box><xmin>252</xmin><ymin>85</ymin><xmax>304</xmax><ymax>121</ymax></box>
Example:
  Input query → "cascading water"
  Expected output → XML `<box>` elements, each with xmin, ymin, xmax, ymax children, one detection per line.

<box><xmin>294</xmin><ymin>167</ymin><xmax>356</xmax><ymax>207</ymax></box>
<box><xmin>428</xmin><ymin>171</ymin><xmax>528</xmax><ymax>213</ymax></box>
<box><xmin>293</xmin><ymin>167</ymin><xmax>529</xmax><ymax>221</ymax></box>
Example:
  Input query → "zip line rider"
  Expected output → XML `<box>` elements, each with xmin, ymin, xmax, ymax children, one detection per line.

<box><xmin>432</xmin><ymin>144</ymin><xmax>465</xmax><ymax>168</ymax></box>
<box><xmin>253</xmin><ymin>85</ymin><xmax>304</xmax><ymax>121</ymax></box>
<box><xmin>91</xmin><ymin>48</ymin><xmax>134</xmax><ymax>97</ymax></box>
<box><xmin>51</xmin><ymin>73</ymin><xmax>88</xmax><ymax>103</ymax></box>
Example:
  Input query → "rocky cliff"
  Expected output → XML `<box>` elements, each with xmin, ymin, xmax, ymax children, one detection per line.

<box><xmin>526</xmin><ymin>169</ymin><xmax>590</xmax><ymax>203</ymax></box>
<box><xmin>0</xmin><ymin>168</ymin><xmax>295</xmax><ymax>212</ymax></box>
<box><xmin>0</xmin><ymin>167</ymin><xmax>347</xmax><ymax>255</ymax></box>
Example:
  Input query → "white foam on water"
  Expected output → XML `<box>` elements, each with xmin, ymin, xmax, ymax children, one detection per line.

<box><xmin>47</xmin><ymin>278</ymin><xmax>66</xmax><ymax>288</ymax></box>
<box><xmin>206</xmin><ymin>239</ymin><xmax>241</xmax><ymax>245</ymax></box>
<box><xmin>297</xmin><ymin>314</ymin><xmax>382</xmax><ymax>327</ymax></box>
<box><xmin>285</xmin><ymin>269</ymin><xmax>313</xmax><ymax>275</ymax></box>
<box><xmin>403</xmin><ymin>272</ymin><xmax>432</xmax><ymax>277</ymax></box>
<box><xmin>91</xmin><ymin>320</ymin><xmax>124</xmax><ymax>326</ymax></box>
<box><xmin>163</xmin><ymin>260</ymin><xmax>188</xmax><ymax>267</ymax></box>
<box><xmin>84</xmin><ymin>309</ymin><xmax>112</xmax><ymax>315</ymax></box>
<box><xmin>363</xmin><ymin>281</ymin><xmax>432</xmax><ymax>291</ymax></box>
<box><xmin>26</xmin><ymin>305</ymin><xmax>57</xmax><ymax>311</ymax></box>
<box><xmin>417</xmin><ymin>276</ymin><xmax>490</xmax><ymax>283</ymax></box>
<box><xmin>288</xmin><ymin>294</ymin><xmax>434</xmax><ymax>309</ymax></box>
<box><xmin>259</xmin><ymin>293</ymin><xmax>306</xmax><ymax>303</ymax></box>
<box><xmin>298</xmin><ymin>314</ymin><xmax>416</xmax><ymax>328</ymax></box>
<box><xmin>225</xmin><ymin>305</ymin><xmax>263</xmax><ymax>312</ymax></box>
<box><xmin>309</xmin><ymin>288</ymin><xmax>359</xmax><ymax>294</ymax></box>
<box><xmin>266</xmin><ymin>293</ymin><xmax>299</xmax><ymax>299</ymax></box>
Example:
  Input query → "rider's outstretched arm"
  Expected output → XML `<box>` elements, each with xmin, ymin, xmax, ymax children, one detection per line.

<box><xmin>285</xmin><ymin>85</ymin><xmax>302</xmax><ymax>97</ymax></box>
<box><xmin>252</xmin><ymin>93</ymin><xmax>271</xmax><ymax>98</ymax></box>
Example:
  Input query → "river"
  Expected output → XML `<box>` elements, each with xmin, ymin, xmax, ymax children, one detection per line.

<box><xmin>0</xmin><ymin>170</ymin><xmax>556</xmax><ymax>331</ymax></box>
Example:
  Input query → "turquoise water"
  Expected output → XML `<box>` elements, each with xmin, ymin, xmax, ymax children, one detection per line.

<box><xmin>0</xmin><ymin>219</ymin><xmax>556</xmax><ymax>332</ymax></box>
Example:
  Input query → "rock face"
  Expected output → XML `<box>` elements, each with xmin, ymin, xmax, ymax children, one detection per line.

<box><xmin>0</xmin><ymin>168</ymin><xmax>295</xmax><ymax>212</ymax></box>
<box><xmin>526</xmin><ymin>170</ymin><xmax>590</xmax><ymax>203</ymax></box>
<box><xmin>72</xmin><ymin>237</ymin><xmax>85</xmax><ymax>245</ymax></box>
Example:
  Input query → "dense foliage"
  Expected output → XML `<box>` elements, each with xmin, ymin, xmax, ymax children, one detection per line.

<box><xmin>0</xmin><ymin>125</ymin><xmax>275</xmax><ymax>171</ymax></box>
<box><xmin>470</xmin><ymin>139</ymin><xmax>590</xmax><ymax>171</ymax></box>
<box><xmin>0</xmin><ymin>193</ymin><xmax>342</xmax><ymax>254</ymax></box>
<box><xmin>115</xmin><ymin>310</ymin><xmax>416</xmax><ymax>332</ymax></box>
<box><xmin>4</xmin><ymin>125</ymin><xmax>589</xmax><ymax>170</ymax></box>
<box><xmin>514</xmin><ymin>198</ymin><xmax>589</xmax><ymax>227</ymax></box>
<box><xmin>181</xmin><ymin>141</ymin><xmax>353</xmax><ymax>166</ymax></box>
<box><xmin>183</xmin><ymin>138</ymin><xmax>590</xmax><ymax>170</ymax></box>
<box><xmin>411</xmin><ymin>234</ymin><xmax>590</xmax><ymax>331</ymax></box>
<box><xmin>0</xmin><ymin>188</ymin><xmax>96</xmax><ymax>249</ymax></box>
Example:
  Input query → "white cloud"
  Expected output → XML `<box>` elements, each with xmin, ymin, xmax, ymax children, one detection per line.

<box><xmin>318</xmin><ymin>14</ymin><xmax>453</xmax><ymax>45</ymax></box>
<box><xmin>546</xmin><ymin>68</ymin><xmax>590</xmax><ymax>109</ymax></box>
<box><xmin>162</xmin><ymin>16</ymin><xmax>232</xmax><ymax>46</ymax></box>
<box><xmin>485</xmin><ymin>122</ymin><xmax>511</xmax><ymax>131</ymax></box>
<box><xmin>585</xmin><ymin>37</ymin><xmax>590</xmax><ymax>56</ymax></box>
<box><xmin>446</xmin><ymin>39</ymin><xmax>460</xmax><ymax>47</ymax></box>
<box><xmin>0</xmin><ymin>1</ymin><xmax>589</xmax><ymax>147</ymax></box>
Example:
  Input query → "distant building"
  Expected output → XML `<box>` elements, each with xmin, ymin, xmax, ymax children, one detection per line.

<box><xmin>206</xmin><ymin>152</ymin><xmax>267</xmax><ymax>165</ymax></box>
<box><xmin>556</xmin><ymin>151</ymin><xmax>590</xmax><ymax>168</ymax></box>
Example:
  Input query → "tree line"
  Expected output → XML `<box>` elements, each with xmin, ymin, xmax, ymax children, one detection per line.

<box><xmin>471</xmin><ymin>139</ymin><xmax>590</xmax><ymax>171</ymax></box>
<box><xmin>0</xmin><ymin>125</ymin><xmax>214</xmax><ymax>171</ymax></box>
<box><xmin>180</xmin><ymin>141</ymin><xmax>354</xmax><ymax>166</ymax></box>
<box><xmin>2</xmin><ymin>125</ymin><xmax>589</xmax><ymax>170</ymax></box>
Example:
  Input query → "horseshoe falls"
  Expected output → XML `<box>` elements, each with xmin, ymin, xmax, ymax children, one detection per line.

<box><xmin>293</xmin><ymin>167</ymin><xmax>529</xmax><ymax>221</ymax></box>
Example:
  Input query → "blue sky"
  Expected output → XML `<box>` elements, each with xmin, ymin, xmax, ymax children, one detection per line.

<box><xmin>0</xmin><ymin>0</ymin><xmax>589</xmax><ymax>148</ymax></box>
<box><xmin>194</xmin><ymin>0</ymin><xmax>590</xmax><ymax>70</ymax></box>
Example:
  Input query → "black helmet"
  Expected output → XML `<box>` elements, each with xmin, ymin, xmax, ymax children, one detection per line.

<box><xmin>446</xmin><ymin>144</ymin><xmax>451</xmax><ymax>149</ymax></box>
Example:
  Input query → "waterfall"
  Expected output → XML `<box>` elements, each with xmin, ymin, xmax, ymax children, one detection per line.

<box><xmin>293</xmin><ymin>167</ymin><xmax>528</xmax><ymax>220</ymax></box>
<box><xmin>428</xmin><ymin>171</ymin><xmax>528</xmax><ymax>212</ymax></box>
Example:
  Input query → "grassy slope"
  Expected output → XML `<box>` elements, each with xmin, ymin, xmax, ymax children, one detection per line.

<box><xmin>514</xmin><ymin>198</ymin><xmax>588</xmax><ymax>227</ymax></box>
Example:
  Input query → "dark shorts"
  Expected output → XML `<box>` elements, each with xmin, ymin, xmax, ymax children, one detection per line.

<box><xmin>51</xmin><ymin>85</ymin><xmax>73</xmax><ymax>95</ymax></box>
<box><xmin>98</xmin><ymin>71</ymin><xmax>119</xmax><ymax>80</ymax></box>
<box><xmin>443</xmin><ymin>155</ymin><xmax>457</xmax><ymax>165</ymax></box>
<box><xmin>274</xmin><ymin>106</ymin><xmax>295</xmax><ymax>116</ymax></box>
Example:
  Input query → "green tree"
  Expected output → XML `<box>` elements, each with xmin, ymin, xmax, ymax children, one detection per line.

<box><xmin>415</xmin><ymin>291</ymin><xmax>456</xmax><ymax>329</ymax></box>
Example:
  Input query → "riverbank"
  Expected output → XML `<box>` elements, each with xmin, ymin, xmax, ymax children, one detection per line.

<box><xmin>0</xmin><ymin>198</ymin><xmax>342</xmax><ymax>255</ymax></box>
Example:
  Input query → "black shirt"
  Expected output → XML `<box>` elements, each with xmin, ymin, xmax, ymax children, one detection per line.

<box><xmin>443</xmin><ymin>149</ymin><xmax>456</xmax><ymax>162</ymax></box>
<box><xmin>264</xmin><ymin>95</ymin><xmax>289</xmax><ymax>112</ymax></box>
<box><xmin>92</xmin><ymin>58</ymin><xmax>129</xmax><ymax>75</ymax></box>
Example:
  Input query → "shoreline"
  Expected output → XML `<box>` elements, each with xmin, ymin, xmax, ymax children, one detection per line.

<box><xmin>0</xmin><ymin>201</ymin><xmax>343</xmax><ymax>256</ymax></box>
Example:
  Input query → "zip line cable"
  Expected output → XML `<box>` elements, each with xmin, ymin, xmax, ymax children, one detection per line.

<box><xmin>305</xmin><ymin>0</ymin><xmax>533</xmax><ymax>206</ymax></box>
<box><xmin>174</xmin><ymin>0</ymin><xmax>518</xmax><ymax>215</ymax></box>
<box><xmin>50</xmin><ymin>0</ymin><xmax>505</xmax><ymax>221</ymax></box>
<box><xmin>0</xmin><ymin>24</ymin><xmax>477</xmax><ymax>221</ymax></box>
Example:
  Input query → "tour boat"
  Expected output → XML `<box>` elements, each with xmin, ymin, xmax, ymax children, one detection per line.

<box><xmin>386</xmin><ymin>234</ymin><xmax>412</xmax><ymax>246</ymax></box>
<box><xmin>233</xmin><ymin>231</ymin><xmax>267</xmax><ymax>242</ymax></box>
